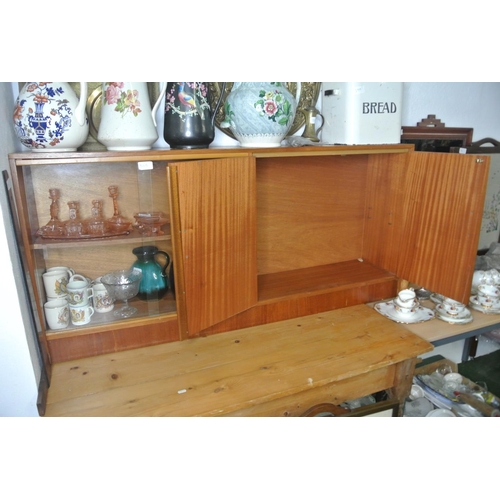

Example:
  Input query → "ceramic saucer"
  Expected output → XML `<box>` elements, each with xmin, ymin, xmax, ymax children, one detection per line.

<box><xmin>469</xmin><ymin>295</ymin><xmax>500</xmax><ymax>314</ymax></box>
<box><xmin>374</xmin><ymin>300</ymin><xmax>435</xmax><ymax>324</ymax></box>
<box><xmin>434</xmin><ymin>304</ymin><xmax>473</xmax><ymax>324</ymax></box>
<box><xmin>430</xmin><ymin>293</ymin><xmax>446</xmax><ymax>304</ymax></box>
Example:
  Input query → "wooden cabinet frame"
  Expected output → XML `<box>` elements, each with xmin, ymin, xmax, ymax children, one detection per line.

<box><xmin>8</xmin><ymin>145</ymin><xmax>489</xmax><ymax>362</ymax></box>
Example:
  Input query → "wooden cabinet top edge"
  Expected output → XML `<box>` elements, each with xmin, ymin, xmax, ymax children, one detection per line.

<box><xmin>8</xmin><ymin>144</ymin><xmax>415</xmax><ymax>165</ymax></box>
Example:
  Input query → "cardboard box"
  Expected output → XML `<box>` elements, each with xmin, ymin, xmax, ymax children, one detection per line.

<box><xmin>321</xmin><ymin>82</ymin><xmax>403</xmax><ymax>145</ymax></box>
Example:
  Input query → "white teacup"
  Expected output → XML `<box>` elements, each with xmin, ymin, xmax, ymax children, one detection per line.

<box><xmin>441</xmin><ymin>298</ymin><xmax>466</xmax><ymax>316</ymax></box>
<box><xmin>67</xmin><ymin>280</ymin><xmax>94</xmax><ymax>306</ymax></box>
<box><xmin>396</xmin><ymin>288</ymin><xmax>417</xmax><ymax>305</ymax></box>
<box><xmin>477</xmin><ymin>294</ymin><xmax>500</xmax><ymax>309</ymax></box>
<box><xmin>69</xmin><ymin>302</ymin><xmax>95</xmax><ymax>326</ymax></box>
<box><xmin>472</xmin><ymin>270</ymin><xmax>486</xmax><ymax>290</ymax></box>
<box><xmin>477</xmin><ymin>284</ymin><xmax>500</xmax><ymax>309</ymax></box>
<box><xmin>42</xmin><ymin>269</ymin><xmax>69</xmax><ymax>299</ymax></box>
<box><xmin>478</xmin><ymin>284</ymin><xmax>500</xmax><ymax>298</ymax></box>
<box><xmin>44</xmin><ymin>298</ymin><xmax>70</xmax><ymax>330</ymax></box>
<box><xmin>489</xmin><ymin>269</ymin><xmax>500</xmax><ymax>285</ymax></box>
<box><xmin>394</xmin><ymin>288</ymin><xmax>418</xmax><ymax>314</ymax></box>
<box><xmin>92</xmin><ymin>282</ymin><xmax>114</xmax><ymax>313</ymax></box>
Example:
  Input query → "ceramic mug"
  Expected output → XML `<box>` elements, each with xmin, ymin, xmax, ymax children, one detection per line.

<box><xmin>69</xmin><ymin>302</ymin><xmax>95</xmax><ymax>326</ymax></box>
<box><xmin>46</xmin><ymin>266</ymin><xmax>75</xmax><ymax>277</ymax></box>
<box><xmin>69</xmin><ymin>274</ymin><xmax>92</xmax><ymax>286</ymax></box>
<box><xmin>67</xmin><ymin>280</ymin><xmax>93</xmax><ymax>306</ymax></box>
<box><xmin>92</xmin><ymin>281</ymin><xmax>114</xmax><ymax>313</ymax></box>
<box><xmin>44</xmin><ymin>298</ymin><xmax>70</xmax><ymax>330</ymax></box>
<box><xmin>42</xmin><ymin>269</ymin><xmax>70</xmax><ymax>299</ymax></box>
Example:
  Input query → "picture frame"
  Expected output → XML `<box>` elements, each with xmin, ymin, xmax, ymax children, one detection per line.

<box><xmin>401</xmin><ymin>114</ymin><xmax>473</xmax><ymax>152</ymax></box>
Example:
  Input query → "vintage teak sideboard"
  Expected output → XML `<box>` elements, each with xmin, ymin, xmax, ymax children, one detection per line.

<box><xmin>8</xmin><ymin>144</ymin><xmax>490</xmax><ymax>415</ymax></box>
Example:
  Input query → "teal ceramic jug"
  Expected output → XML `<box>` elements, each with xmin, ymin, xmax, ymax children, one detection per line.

<box><xmin>131</xmin><ymin>246</ymin><xmax>171</xmax><ymax>301</ymax></box>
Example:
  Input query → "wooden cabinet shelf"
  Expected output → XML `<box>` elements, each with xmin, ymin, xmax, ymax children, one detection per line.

<box><xmin>257</xmin><ymin>260</ymin><xmax>396</xmax><ymax>302</ymax></box>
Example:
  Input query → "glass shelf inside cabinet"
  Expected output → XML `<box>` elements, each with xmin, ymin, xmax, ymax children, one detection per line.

<box><xmin>44</xmin><ymin>291</ymin><xmax>177</xmax><ymax>334</ymax></box>
<box><xmin>33</xmin><ymin>231</ymin><xmax>171</xmax><ymax>250</ymax></box>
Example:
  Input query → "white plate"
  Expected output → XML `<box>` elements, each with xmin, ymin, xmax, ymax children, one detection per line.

<box><xmin>430</xmin><ymin>293</ymin><xmax>446</xmax><ymax>304</ymax></box>
<box><xmin>374</xmin><ymin>300</ymin><xmax>435</xmax><ymax>324</ymax></box>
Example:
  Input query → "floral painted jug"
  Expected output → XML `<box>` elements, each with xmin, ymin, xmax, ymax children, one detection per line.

<box><xmin>13</xmin><ymin>82</ymin><xmax>89</xmax><ymax>151</ymax></box>
<box><xmin>97</xmin><ymin>82</ymin><xmax>166</xmax><ymax>151</ymax></box>
<box><xmin>220</xmin><ymin>82</ymin><xmax>299</xmax><ymax>147</ymax></box>
<box><xmin>163</xmin><ymin>82</ymin><xmax>225</xmax><ymax>149</ymax></box>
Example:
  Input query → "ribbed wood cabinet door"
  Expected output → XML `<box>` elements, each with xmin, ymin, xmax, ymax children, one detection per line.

<box><xmin>396</xmin><ymin>152</ymin><xmax>489</xmax><ymax>304</ymax></box>
<box><xmin>168</xmin><ymin>157</ymin><xmax>258</xmax><ymax>337</ymax></box>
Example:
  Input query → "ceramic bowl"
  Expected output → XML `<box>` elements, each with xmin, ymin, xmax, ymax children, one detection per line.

<box><xmin>426</xmin><ymin>409</ymin><xmax>456</xmax><ymax>417</ymax></box>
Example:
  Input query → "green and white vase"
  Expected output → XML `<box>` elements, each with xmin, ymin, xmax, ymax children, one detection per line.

<box><xmin>220</xmin><ymin>82</ymin><xmax>298</xmax><ymax>147</ymax></box>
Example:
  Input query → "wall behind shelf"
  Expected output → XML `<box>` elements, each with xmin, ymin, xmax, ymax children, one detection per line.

<box><xmin>0</xmin><ymin>82</ymin><xmax>41</xmax><ymax>416</ymax></box>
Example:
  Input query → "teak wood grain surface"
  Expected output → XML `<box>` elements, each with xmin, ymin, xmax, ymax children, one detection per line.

<box><xmin>44</xmin><ymin>305</ymin><xmax>432</xmax><ymax>417</ymax></box>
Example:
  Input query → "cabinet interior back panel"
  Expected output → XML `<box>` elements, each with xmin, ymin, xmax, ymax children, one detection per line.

<box><xmin>256</xmin><ymin>156</ymin><xmax>368</xmax><ymax>275</ymax></box>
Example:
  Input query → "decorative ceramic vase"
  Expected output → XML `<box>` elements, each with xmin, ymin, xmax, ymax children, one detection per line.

<box><xmin>163</xmin><ymin>82</ymin><xmax>225</xmax><ymax>149</ymax></box>
<box><xmin>220</xmin><ymin>82</ymin><xmax>299</xmax><ymax>147</ymax></box>
<box><xmin>13</xmin><ymin>82</ymin><xmax>89</xmax><ymax>151</ymax></box>
<box><xmin>300</xmin><ymin>105</ymin><xmax>324</xmax><ymax>142</ymax></box>
<box><xmin>97</xmin><ymin>82</ymin><xmax>166</xmax><ymax>151</ymax></box>
<box><xmin>131</xmin><ymin>245</ymin><xmax>171</xmax><ymax>301</ymax></box>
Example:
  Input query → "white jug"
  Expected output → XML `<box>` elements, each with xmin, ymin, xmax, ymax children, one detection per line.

<box><xmin>97</xmin><ymin>82</ymin><xmax>166</xmax><ymax>151</ymax></box>
<box><xmin>13</xmin><ymin>82</ymin><xmax>89</xmax><ymax>152</ymax></box>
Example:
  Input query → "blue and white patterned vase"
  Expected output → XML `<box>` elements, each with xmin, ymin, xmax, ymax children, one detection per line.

<box><xmin>13</xmin><ymin>82</ymin><xmax>89</xmax><ymax>152</ymax></box>
<box><xmin>220</xmin><ymin>82</ymin><xmax>298</xmax><ymax>147</ymax></box>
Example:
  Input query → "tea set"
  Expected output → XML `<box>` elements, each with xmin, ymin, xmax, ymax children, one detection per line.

<box><xmin>469</xmin><ymin>283</ymin><xmax>500</xmax><ymax>314</ymax></box>
<box><xmin>433</xmin><ymin>296</ymin><xmax>473</xmax><ymax>324</ymax></box>
<box><xmin>374</xmin><ymin>288</ymin><xmax>435</xmax><ymax>324</ymax></box>
<box><xmin>375</xmin><ymin>268</ymin><xmax>500</xmax><ymax>325</ymax></box>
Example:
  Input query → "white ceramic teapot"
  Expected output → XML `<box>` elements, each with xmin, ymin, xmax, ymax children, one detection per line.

<box><xmin>13</xmin><ymin>82</ymin><xmax>89</xmax><ymax>151</ymax></box>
